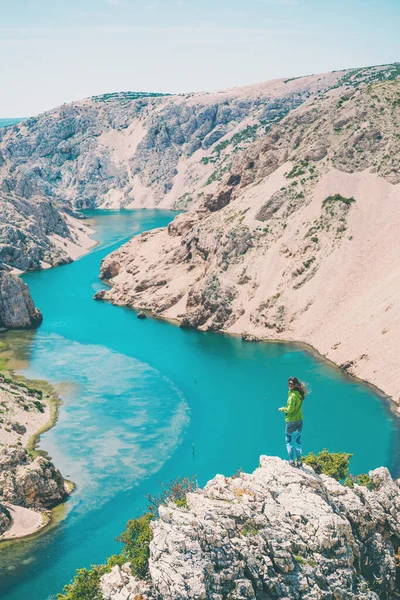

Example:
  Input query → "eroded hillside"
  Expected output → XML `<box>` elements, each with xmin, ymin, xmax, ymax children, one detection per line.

<box><xmin>0</xmin><ymin>64</ymin><xmax>399</xmax><ymax>272</ymax></box>
<box><xmin>98</xmin><ymin>79</ymin><xmax>400</xmax><ymax>403</ymax></box>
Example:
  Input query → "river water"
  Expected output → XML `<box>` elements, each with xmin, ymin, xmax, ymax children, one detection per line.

<box><xmin>0</xmin><ymin>209</ymin><xmax>398</xmax><ymax>600</ymax></box>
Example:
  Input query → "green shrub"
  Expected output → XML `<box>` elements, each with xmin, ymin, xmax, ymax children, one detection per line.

<box><xmin>242</xmin><ymin>519</ymin><xmax>262</xmax><ymax>537</ymax></box>
<box><xmin>33</xmin><ymin>400</ymin><xmax>45</xmax><ymax>413</ymax></box>
<box><xmin>322</xmin><ymin>194</ymin><xmax>355</xmax><ymax>207</ymax></box>
<box><xmin>174</xmin><ymin>497</ymin><xmax>188</xmax><ymax>509</ymax></box>
<box><xmin>286</xmin><ymin>161</ymin><xmax>308</xmax><ymax>179</ymax></box>
<box><xmin>147</xmin><ymin>476</ymin><xmax>196</xmax><ymax>515</ymax></box>
<box><xmin>344</xmin><ymin>473</ymin><xmax>375</xmax><ymax>491</ymax></box>
<box><xmin>117</xmin><ymin>513</ymin><xmax>153</xmax><ymax>578</ymax></box>
<box><xmin>303</xmin><ymin>449</ymin><xmax>353</xmax><ymax>480</ymax></box>
<box><xmin>57</xmin><ymin>566</ymin><xmax>106</xmax><ymax>600</ymax></box>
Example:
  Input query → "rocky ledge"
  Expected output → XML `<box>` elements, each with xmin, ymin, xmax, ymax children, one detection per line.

<box><xmin>0</xmin><ymin>265</ymin><xmax>42</xmax><ymax>329</ymax></box>
<box><xmin>0</xmin><ymin>446</ymin><xmax>68</xmax><ymax>509</ymax></box>
<box><xmin>0</xmin><ymin>446</ymin><xmax>70</xmax><ymax>539</ymax></box>
<box><xmin>101</xmin><ymin>456</ymin><xmax>400</xmax><ymax>600</ymax></box>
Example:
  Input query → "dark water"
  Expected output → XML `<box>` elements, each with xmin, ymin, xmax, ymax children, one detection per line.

<box><xmin>0</xmin><ymin>209</ymin><xmax>398</xmax><ymax>600</ymax></box>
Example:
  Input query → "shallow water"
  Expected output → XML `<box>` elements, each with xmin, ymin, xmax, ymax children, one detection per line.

<box><xmin>0</xmin><ymin>209</ymin><xmax>398</xmax><ymax>600</ymax></box>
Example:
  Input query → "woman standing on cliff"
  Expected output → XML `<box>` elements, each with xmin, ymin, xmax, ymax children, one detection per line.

<box><xmin>279</xmin><ymin>377</ymin><xmax>307</xmax><ymax>467</ymax></box>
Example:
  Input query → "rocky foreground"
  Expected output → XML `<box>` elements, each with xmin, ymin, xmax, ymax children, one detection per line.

<box><xmin>98</xmin><ymin>75</ymin><xmax>400</xmax><ymax>404</ymax></box>
<box><xmin>101</xmin><ymin>456</ymin><xmax>400</xmax><ymax>600</ymax></box>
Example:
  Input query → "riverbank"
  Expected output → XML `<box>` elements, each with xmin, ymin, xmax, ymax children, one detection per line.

<box><xmin>0</xmin><ymin>342</ymin><xmax>73</xmax><ymax>541</ymax></box>
<box><xmin>97</xmin><ymin>282</ymin><xmax>400</xmax><ymax>415</ymax></box>
<box><xmin>0</xmin><ymin>504</ymin><xmax>49</xmax><ymax>541</ymax></box>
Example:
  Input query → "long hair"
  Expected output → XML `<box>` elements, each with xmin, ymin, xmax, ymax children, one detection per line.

<box><xmin>288</xmin><ymin>377</ymin><xmax>307</xmax><ymax>400</ymax></box>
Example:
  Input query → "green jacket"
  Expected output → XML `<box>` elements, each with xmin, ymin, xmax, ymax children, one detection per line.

<box><xmin>281</xmin><ymin>390</ymin><xmax>303</xmax><ymax>423</ymax></box>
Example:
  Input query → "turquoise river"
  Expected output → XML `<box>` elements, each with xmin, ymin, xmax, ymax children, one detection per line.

<box><xmin>0</xmin><ymin>210</ymin><xmax>399</xmax><ymax>600</ymax></box>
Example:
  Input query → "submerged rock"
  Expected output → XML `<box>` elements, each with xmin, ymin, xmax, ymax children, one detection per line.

<box><xmin>0</xmin><ymin>266</ymin><xmax>42</xmax><ymax>329</ymax></box>
<box><xmin>137</xmin><ymin>311</ymin><xmax>147</xmax><ymax>320</ymax></box>
<box><xmin>101</xmin><ymin>455</ymin><xmax>400</xmax><ymax>600</ymax></box>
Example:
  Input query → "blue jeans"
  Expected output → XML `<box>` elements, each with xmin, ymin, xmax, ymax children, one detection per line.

<box><xmin>285</xmin><ymin>421</ymin><xmax>303</xmax><ymax>462</ymax></box>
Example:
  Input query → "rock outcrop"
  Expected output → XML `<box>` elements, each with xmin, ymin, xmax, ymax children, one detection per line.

<box><xmin>0</xmin><ymin>446</ymin><xmax>68</xmax><ymax>509</ymax></box>
<box><xmin>98</xmin><ymin>77</ymin><xmax>400</xmax><ymax>404</ymax></box>
<box><xmin>0</xmin><ymin>175</ymin><xmax>95</xmax><ymax>272</ymax></box>
<box><xmin>101</xmin><ymin>456</ymin><xmax>400</xmax><ymax>600</ymax></box>
<box><xmin>0</xmin><ymin>503</ymin><xmax>11</xmax><ymax>535</ymax></box>
<box><xmin>0</xmin><ymin>266</ymin><xmax>42</xmax><ymax>329</ymax></box>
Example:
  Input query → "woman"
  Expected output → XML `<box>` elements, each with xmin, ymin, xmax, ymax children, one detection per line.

<box><xmin>278</xmin><ymin>377</ymin><xmax>306</xmax><ymax>467</ymax></box>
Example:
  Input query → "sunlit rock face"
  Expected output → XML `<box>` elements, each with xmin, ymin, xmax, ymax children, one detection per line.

<box><xmin>0</xmin><ymin>446</ymin><xmax>68</xmax><ymax>509</ymax></box>
<box><xmin>3</xmin><ymin>65</ymin><xmax>398</xmax><ymax>216</ymax></box>
<box><xmin>100</xmin><ymin>455</ymin><xmax>400</xmax><ymax>600</ymax></box>
<box><xmin>0</xmin><ymin>266</ymin><xmax>42</xmax><ymax>329</ymax></box>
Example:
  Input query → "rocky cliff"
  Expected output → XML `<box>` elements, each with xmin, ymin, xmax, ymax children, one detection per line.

<box><xmin>0</xmin><ymin>446</ymin><xmax>68</xmax><ymax>509</ymax></box>
<box><xmin>2</xmin><ymin>65</ymin><xmax>398</xmax><ymax>215</ymax></box>
<box><xmin>98</xmin><ymin>75</ymin><xmax>400</xmax><ymax>404</ymax></box>
<box><xmin>0</xmin><ymin>65</ymin><xmax>398</xmax><ymax>272</ymax></box>
<box><xmin>100</xmin><ymin>456</ymin><xmax>400</xmax><ymax>600</ymax></box>
<box><xmin>0</xmin><ymin>503</ymin><xmax>11</xmax><ymax>536</ymax></box>
<box><xmin>0</xmin><ymin>265</ymin><xmax>42</xmax><ymax>329</ymax></box>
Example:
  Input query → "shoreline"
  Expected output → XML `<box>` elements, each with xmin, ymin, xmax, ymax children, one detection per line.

<box><xmin>0</xmin><ymin>210</ymin><xmax>102</xmax><ymax>542</ymax></box>
<box><xmin>0</xmin><ymin>344</ymin><xmax>75</xmax><ymax>542</ymax></box>
<box><xmin>103</xmin><ymin>294</ymin><xmax>400</xmax><ymax>419</ymax></box>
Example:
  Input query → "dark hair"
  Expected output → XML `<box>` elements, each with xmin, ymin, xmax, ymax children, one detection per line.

<box><xmin>288</xmin><ymin>377</ymin><xmax>307</xmax><ymax>400</ymax></box>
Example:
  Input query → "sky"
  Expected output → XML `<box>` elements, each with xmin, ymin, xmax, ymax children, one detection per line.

<box><xmin>1</xmin><ymin>0</ymin><xmax>399</xmax><ymax>117</ymax></box>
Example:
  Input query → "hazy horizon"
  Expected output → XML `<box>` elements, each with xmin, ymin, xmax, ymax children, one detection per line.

<box><xmin>2</xmin><ymin>0</ymin><xmax>400</xmax><ymax>117</ymax></box>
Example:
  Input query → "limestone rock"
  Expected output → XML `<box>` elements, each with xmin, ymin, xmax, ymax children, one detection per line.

<box><xmin>0</xmin><ymin>446</ymin><xmax>68</xmax><ymax>509</ymax></box>
<box><xmin>0</xmin><ymin>503</ymin><xmax>11</xmax><ymax>535</ymax></box>
<box><xmin>101</xmin><ymin>564</ymin><xmax>152</xmax><ymax>600</ymax></box>
<box><xmin>0</xmin><ymin>267</ymin><xmax>43</xmax><ymax>329</ymax></box>
<box><xmin>100</xmin><ymin>456</ymin><xmax>400</xmax><ymax>600</ymax></box>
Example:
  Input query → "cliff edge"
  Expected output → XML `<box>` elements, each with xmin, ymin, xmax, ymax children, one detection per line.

<box><xmin>0</xmin><ymin>266</ymin><xmax>42</xmax><ymax>329</ymax></box>
<box><xmin>101</xmin><ymin>455</ymin><xmax>400</xmax><ymax>600</ymax></box>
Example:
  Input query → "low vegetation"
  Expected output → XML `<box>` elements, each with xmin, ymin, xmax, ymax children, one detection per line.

<box><xmin>303</xmin><ymin>449</ymin><xmax>375</xmax><ymax>489</ymax></box>
<box><xmin>322</xmin><ymin>193</ymin><xmax>355</xmax><ymax>207</ymax></box>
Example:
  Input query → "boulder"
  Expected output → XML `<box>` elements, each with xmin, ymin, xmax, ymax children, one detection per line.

<box><xmin>0</xmin><ymin>446</ymin><xmax>68</xmax><ymax>509</ymax></box>
<box><xmin>0</xmin><ymin>267</ymin><xmax>43</xmax><ymax>329</ymax></box>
